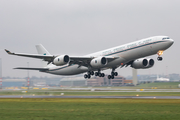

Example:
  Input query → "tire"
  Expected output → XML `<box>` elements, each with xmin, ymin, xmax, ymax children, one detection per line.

<box><xmin>84</xmin><ymin>74</ymin><xmax>88</xmax><ymax>79</ymax></box>
<box><xmin>114</xmin><ymin>72</ymin><xmax>118</xmax><ymax>76</ymax></box>
<box><xmin>157</xmin><ymin>57</ymin><xmax>163</xmax><ymax>61</ymax></box>
<box><xmin>99</xmin><ymin>73</ymin><xmax>102</xmax><ymax>77</ymax></box>
<box><xmin>95</xmin><ymin>72</ymin><xmax>99</xmax><ymax>76</ymax></box>
<box><xmin>102</xmin><ymin>73</ymin><xmax>105</xmax><ymax>77</ymax></box>
<box><xmin>108</xmin><ymin>75</ymin><xmax>111</xmax><ymax>79</ymax></box>
<box><xmin>88</xmin><ymin>74</ymin><xmax>91</xmax><ymax>79</ymax></box>
<box><xmin>111</xmin><ymin>72</ymin><xmax>114</xmax><ymax>76</ymax></box>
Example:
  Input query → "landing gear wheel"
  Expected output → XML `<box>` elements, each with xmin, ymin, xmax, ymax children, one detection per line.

<box><xmin>101</xmin><ymin>73</ymin><xmax>105</xmax><ymax>77</ymax></box>
<box><xmin>111</xmin><ymin>72</ymin><xmax>114</xmax><ymax>76</ymax></box>
<box><xmin>91</xmin><ymin>71</ymin><xmax>94</xmax><ymax>76</ymax></box>
<box><xmin>108</xmin><ymin>75</ymin><xmax>111</xmax><ymax>79</ymax></box>
<box><xmin>108</xmin><ymin>75</ymin><xmax>114</xmax><ymax>79</ymax></box>
<box><xmin>114</xmin><ymin>72</ymin><xmax>118</xmax><ymax>76</ymax></box>
<box><xmin>88</xmin><ymin>71</ymin><xmax>94</xmax><ymax>76</ymax></box>
<box><xmin>84</xmin><ymin>74</ymin><xmax>88</xmax><ymax>79</ymax></box>
<box><xmin>87</xmin><ymin>74</ymin><xmax>91</xmax><ymax>79</ymax></box>
<box><xmin>157</xmin><ymin>57</ymin><xmax>163</xmax><ymax>61</ymax></box>
<box><xmin>95</xmin><ymin>72</ymin><xmax>99</xmax><ymax>76</ymax></box>
<box><xmin>99</xmin><ymin>73</ymin><xmax>102</xmax><ymax>77</ymax></box>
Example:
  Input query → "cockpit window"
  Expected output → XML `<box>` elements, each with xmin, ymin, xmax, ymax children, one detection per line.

<box><xmin>162</xmin><ymin>37</ymin><xmax>170</xmax><ymax>40</ymax></box>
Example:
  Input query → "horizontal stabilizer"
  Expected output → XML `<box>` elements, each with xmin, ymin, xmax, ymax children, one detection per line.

<box><xmin>14</xmin><ymin>67</ymin><xmax>49</xmax><ymax>72</ymax></box>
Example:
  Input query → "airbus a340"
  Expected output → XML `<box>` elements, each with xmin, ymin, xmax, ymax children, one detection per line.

<box><xmin>5</xmin><ymin>36</ymin><xmax>174</xmax><ymax>79</ymax></box>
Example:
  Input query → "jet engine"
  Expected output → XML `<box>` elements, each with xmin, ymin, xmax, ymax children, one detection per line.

<box><xmin>145</xmin><ymin>59</ymin><xmax>155</xmax><ymax>69</ymax></box>
<box><xmin>53</xmin><ymin>55</ymin><xmax>70</xmax><ymax>66</ymax></box>
<box><xmin>90</xmin><ymin>57</ymin><xmax>107</xmax><ymax>68</ymax></box>
<box><xmin>131</xmin><ymin>58</ymin><xmax>154</xmax><ymax>69</ymax></box>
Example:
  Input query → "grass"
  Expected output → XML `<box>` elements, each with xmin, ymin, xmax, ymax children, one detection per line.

<box><xmin>0</xmin><ymin>98</ymin><xmax>180</xmax><ymax>120</ymax></box>
<box><xmin>1</xmin><ymin>82</ymin><xmax>180</xmax><ymax>96</ymax></box>
<box><xmin>1</xmin><ymin>91</ymin><xmax>180</xmax><ymax>96</ymax></box>
<box><xmin>137</xmin><ymin>82</ymin><xmax>180</xmax><ymax>89</ymax></box>
<box><xmin>0</xmin><ymin>90</ymin><xmax>180</xmax><ymax>96</ymax></box>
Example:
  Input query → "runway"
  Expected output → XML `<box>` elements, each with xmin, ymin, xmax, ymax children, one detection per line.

<box><xmin>1</xmin><ymin>95</ymin><xmax>180</xmax><ymax>99</ymax></box>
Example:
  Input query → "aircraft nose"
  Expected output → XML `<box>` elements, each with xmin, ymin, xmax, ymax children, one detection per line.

<box><xmin>169</xmin><ymin>39</ymin><xmax>174</xmax><ymax>45</ymax></box>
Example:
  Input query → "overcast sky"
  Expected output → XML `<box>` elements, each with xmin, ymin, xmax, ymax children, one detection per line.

<box><xmin>0</xmin><ymin>0</ymin><xmax>179</xmax><ymax>78</ymax></box>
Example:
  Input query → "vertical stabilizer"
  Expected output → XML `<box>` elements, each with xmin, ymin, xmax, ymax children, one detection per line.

<box><xmin>36</xmin><ymin>44</ymin><xmax>51</xmax><ymax>55</ymax></box>
<box><xmin>36</xmin><ymin>44</ymin><xmax>51</xmax><ymax>67</ymax></box>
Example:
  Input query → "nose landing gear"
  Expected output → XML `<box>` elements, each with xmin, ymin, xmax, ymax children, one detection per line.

<box><xmin>157</xmin><ymin>50</ymin><xmax>164</xmax><ymax>61</ymax></box>
<box><xmin>157</xmin><ymin>57</ymin><xmax>163</xmax><ymax>61</ymax></box>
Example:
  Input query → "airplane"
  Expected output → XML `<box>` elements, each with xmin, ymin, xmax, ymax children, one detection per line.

<box><xmin>5</xmin><ymin>36</ymin><xmax>174</xmax><ymax>79</ymax></box>
<box><xmin>156</xmin><ymin>74</ymin><xmax>170</xmax><ymax>81</ymax></box>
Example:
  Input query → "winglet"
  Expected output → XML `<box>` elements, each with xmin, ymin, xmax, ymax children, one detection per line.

<box><xmin>5</xmin><ymin>49</ymin><xmax>14</xmax><ymax>54</ymax></box>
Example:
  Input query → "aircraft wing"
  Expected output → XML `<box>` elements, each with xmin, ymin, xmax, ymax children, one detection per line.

<box><xmin>5</xmin><ymin>49</ymin><xmax>119</xmax><ymax>67</ymax></box>
<box><xmin>5</xmin><ymin>49</ymin><xmax>54</xmax><ymax>62</ymax></box>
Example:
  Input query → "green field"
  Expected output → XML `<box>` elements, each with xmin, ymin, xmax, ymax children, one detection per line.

<box><xmin>1</xmin><ymin>91</ymin><xmax>180</xmax><ymax>96</ymax></box>
<box><xmin>0</xmin><ymin>98</ymin><xmax>180</xmax><ymax>120</ymax></box>
<box><xmin>137</xmin><ymin>82</ymin><xmax>180</xmax><ymax>89</ymax></box>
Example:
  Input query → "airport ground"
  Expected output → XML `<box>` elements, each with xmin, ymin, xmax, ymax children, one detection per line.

<box><xmin>1</xmin><ymin>91</ymin><xmax>180</xmax><ymax>96</ymax></box>
<box><xmin>0</xmin><ymin>82</ymin><xmax>180</xmax><ymax>120</ymax></box>
<box><xmin>1</xmin><ymin>81</ymin><xmax>180</xmax><ymax>96</ymax></box>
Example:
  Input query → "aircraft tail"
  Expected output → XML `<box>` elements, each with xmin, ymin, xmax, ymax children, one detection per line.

<box><xmin>36</xmin><ymin>44</ymin><xmax>51</xmax><ymax>67</ymax></box>
<box><xmin>36</xmin><ymin>44</ymin><xmax>51</xmax><ymax>55</ymax></box>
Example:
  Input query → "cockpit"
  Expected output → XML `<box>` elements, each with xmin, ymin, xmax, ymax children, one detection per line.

<box><xmin>162</xmin><ymin>37</ymin><xmax>170</xmax><ymax>40</ymax></box>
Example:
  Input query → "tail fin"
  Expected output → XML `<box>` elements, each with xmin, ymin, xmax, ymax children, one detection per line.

<box><xmin>36</xmin><ymin>44</ymin><xmax>51</xmax><ymax>55</ymax></box>
<box><xmin>36</xmin><ymin>44</ymin><xmax>51</xmax><ymax>67</ymax></box>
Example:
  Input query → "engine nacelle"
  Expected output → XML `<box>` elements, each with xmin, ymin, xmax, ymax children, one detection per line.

<box><xmin>131</xmin><ymin>58</ymin><xmax>154</xmax><ymax>69</ymax></box>
<box><xmin>53</xmin><ymin>55</ymin><xmax>70</xmax><ymax>66</ymax></box>
<box><xmin>145</xmin><ymin>59</ymin><xmax>155</xmax><ymax>69</ymax></box>
<box><xmin>90</xmin><ymin>57</ymin><xmax>107</xmax><ymax>68</ymax></box>
<box><xmin>131</xmin><ymin>58</ymin><xmax>148</xmax><ymax>69</ymax></box>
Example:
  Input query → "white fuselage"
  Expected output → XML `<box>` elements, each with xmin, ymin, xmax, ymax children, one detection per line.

<box><xmin>46</xmin><ymin>36</ymin><xmax>174</xmax><ymax>75</ymax></box>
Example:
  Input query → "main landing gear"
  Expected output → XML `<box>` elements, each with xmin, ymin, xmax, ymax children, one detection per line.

<box><xmin>84</xmin><ymin>70</ymin><xmax>105</xmax><ymax>79</ymax></box>
<box><xmin>95</xmin><ymin>71</ymin><xmax>105</xmax><ymax>77</ymax></box>
<box><xmin>84</xmin><ymin>68</ymin><xmax>118</xmax><ymax>79</ymax></box>
<box><xmin>84</xmin><ymin>71</ymin><xmax>94</xmax><ymax>79</ymax></box>
<box><xmin>108</xmin><ymin>69</ymin><xmax>118</xmax><ymax>79</ymax></box>
<box><xmin>157</xmin><ymin>50</ymin><xmax>164</xmax><ymax>61</ymax></box>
